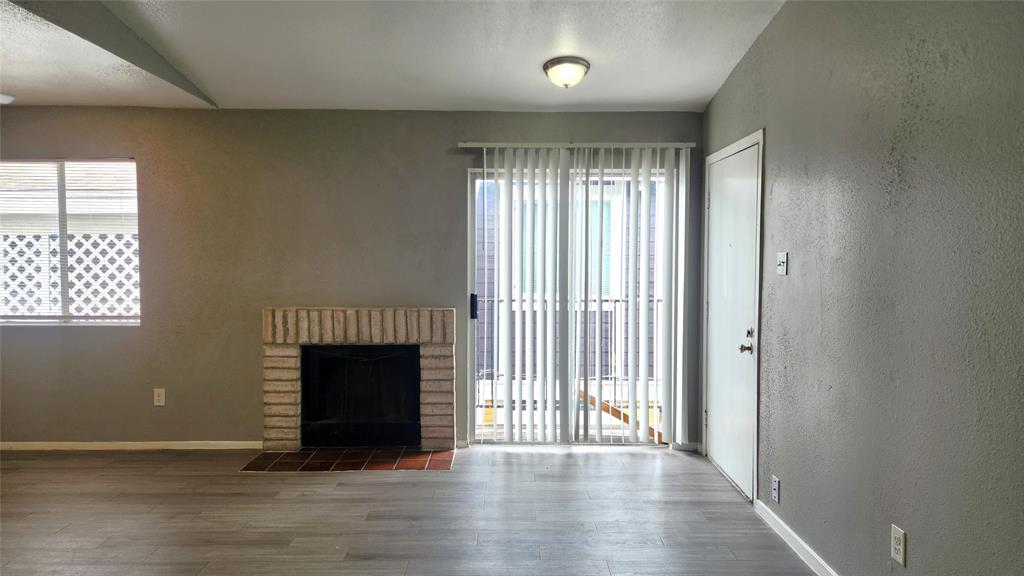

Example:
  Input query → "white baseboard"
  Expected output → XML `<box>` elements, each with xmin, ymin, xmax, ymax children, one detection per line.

<box><xmin>755</xmin><ymin>500</ymin><xmax>840</xmax><ymax>576</ymax></box>
<box><xmin>0</xmin><ymin>441</ymin><xmax>263</xmax><ymax>451</ymax></box>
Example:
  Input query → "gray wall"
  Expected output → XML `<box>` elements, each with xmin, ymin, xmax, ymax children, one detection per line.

<box><xmin>705</xmin><ymin>2</ymin><xmax>1023</xmax><ymax>575</ymax></box>
<box><xmin>0</xmin><ymin>108</ymin><xmax>702</xmax><ymax>445</ymax></box>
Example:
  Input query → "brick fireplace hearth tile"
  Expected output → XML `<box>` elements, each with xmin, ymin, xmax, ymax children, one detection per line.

<box><xmin>425</xmin><ymin>458</ymin><xmax>452</xmax><ymax>471</ymax></box>
<box><xmin>331</xmin><ymin>460</ymin><xmax>366</xmax><ymax>471</ymax></box>
<box><xmin>240</xmin><ymin>458</ymin><xmax>277</xmax><ymax>472</ymax></box>
<box><xmin>308</xmin><ymin>449</ymin><xmax>344</xmax><ymax>461</ymax></box>
<box><xmin>299</xmin><ymin>460</ymin><xmax>336</xmax><ymax>472</ymax></box>
<box><xmin>267</xmin><ymin>460</ymin><xmax>306</xmax><ymax>472</ymax></box>
<box><xmin>396</xmin><ymin>458</ymin><xmax>428</xmax><ymax>470</ymax></box>
<box><xmin>363</xmin><ymin>460</ymin><xmax>399</xmax><ymax>471</ymax></box>
<box><xmin>241</xmin><ymin>448</ymin><xmax>454</xmax><ymax>472</ymax></box>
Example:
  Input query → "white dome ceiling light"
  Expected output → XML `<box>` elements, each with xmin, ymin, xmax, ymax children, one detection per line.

<box><xmin>0</xmin><ymin>94</ymin><xmax>14</xmax><ymax>105</ymax></box>
<box><xmin>543</xmin><ymin>56</ymin><xmax>590</xmax><ymax>89</ymax></box>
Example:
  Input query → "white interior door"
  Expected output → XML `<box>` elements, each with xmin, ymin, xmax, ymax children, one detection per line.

<box><xmin>704</xmin><ymin>131</ymin><xmax>762</xmax><ymax>499</ymax></box>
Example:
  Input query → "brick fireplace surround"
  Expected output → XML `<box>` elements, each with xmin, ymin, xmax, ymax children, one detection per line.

<box><xmin>260</xmin><ymin>307</ymin><xmax>456</xmax><ymax>452</ymax></box>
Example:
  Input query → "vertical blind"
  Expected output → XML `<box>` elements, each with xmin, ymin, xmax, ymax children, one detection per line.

<box><xmin>469</xmin><ymin>145</ymin><xmax>689</xmax><ymax>444</ymax></box>
<box><xmin>0</xmin><ymin>160</ymin><xmax>140</xmax><ymax>323</ymax></box>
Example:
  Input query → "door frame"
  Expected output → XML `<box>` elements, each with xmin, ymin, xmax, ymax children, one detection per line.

<box><xmin>700</xmin><ymin>129</ymin><xmax>765</xmax><ymax>501</ymax></box>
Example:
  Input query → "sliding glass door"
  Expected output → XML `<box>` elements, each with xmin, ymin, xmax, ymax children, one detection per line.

<box><xmin>469</xmin><ymin>146</ymin><xmax>689</xmax><ymax>444</ymax></box>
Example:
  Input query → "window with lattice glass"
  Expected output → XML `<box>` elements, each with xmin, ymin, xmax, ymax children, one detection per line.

<box><xmin>1</xmin><ymin>161</ymin><xmax>140</xmax><ymax>324</ymax></box>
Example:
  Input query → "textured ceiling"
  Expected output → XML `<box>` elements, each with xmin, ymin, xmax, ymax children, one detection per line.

<box><xmin>2</xmin><ymin>0</ymin><xmax>783</xmax><ymax>111</ymax></box>
<box><xmin>0</xmin><ymin>1</ymin><xmax>204</xmax><ymax>107</ymax></box>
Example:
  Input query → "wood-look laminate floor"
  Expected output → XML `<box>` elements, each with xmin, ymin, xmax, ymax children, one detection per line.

<box><xmin>0</xmin><ymin>446</ymin><xmax>813</xmax><ymax>575</ymax></box>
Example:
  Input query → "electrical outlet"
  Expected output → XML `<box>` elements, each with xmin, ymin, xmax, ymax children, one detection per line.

<box><xmin>771</xmin><ymin>475</ymin><xmax>781</xmax><ymax>503</ymax></box>
<box><xmin>776</xmin><ymin>252</ymin><xmax>788</xmax><ymax>275</ymax></box>
<box><xmin>153</xmin><ymin>388</ymin><xmax>166</xmax><ymax>407</ymax></box>
<box><xmin>891</xmin><ymin>524</ymin><xmax>906</xmax><ymax>566</ymax></box>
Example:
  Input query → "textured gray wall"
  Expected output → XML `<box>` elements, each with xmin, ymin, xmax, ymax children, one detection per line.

<box><xmin>705</xmin><ymin>2</ymin><xmax>1023</xmax><ymax>575</ymax></box>
<box><xmin>0</xmin><ymin>108</ymin><xmax>702</xmax><ymax>445</ymax></box>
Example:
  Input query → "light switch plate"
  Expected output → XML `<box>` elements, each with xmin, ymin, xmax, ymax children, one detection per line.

<box><xmin>776</xmin><ymin>252</ymin><xmax>788</xmax><ymax>275</ymax></box>
<box><xmin>891</xmin><ymin>524</ymin><xmax>906</xmax><ymax>566</ymax></box>
<box><xmin>771</xmin><ymin>475</ymin><xmax>780</xmax><ymax>503</ymax></box>
<box><xmin>153</xmin><ymin>388</ymin><xmax>166</xmax><ymax>407</ymax></box>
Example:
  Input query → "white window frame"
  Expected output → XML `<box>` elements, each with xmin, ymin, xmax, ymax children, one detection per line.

<box><xmin>1</xmin><ymin>158</ymin><xmax>141</xmax><ymax>326</ymax></box>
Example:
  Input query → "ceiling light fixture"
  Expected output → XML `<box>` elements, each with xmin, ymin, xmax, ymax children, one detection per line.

<box><xmin>0</xmin><ymin>94</ymin><xmax>13</xmax><ymax>105</ymax></box>
<box><xmin>543</xmin><ymin>56</ymin><xmax>590</xmax><ymax>89</ymax></box>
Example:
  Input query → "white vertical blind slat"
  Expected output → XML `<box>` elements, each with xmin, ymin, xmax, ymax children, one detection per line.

<box><xmin>540</xmin><ymin>150</ymin><xmax>548</xmax><ymax>440</ymax></box>
<box><xmin>569</xmin><ymin>150</ymin><xmax>579</xmax><ymax>440</ymax></box>
<box><xmin>626</xmin><ymin>149</ymin><xmax>641</xmax><ymax>443</ymax></box>
<box><xmin>569</xmin><ymin>150</ymin><xmax>579</xmax><ymax>441</ymax></box>
<box><xmin>547</xmin><ymin>149</ymin><xmax>559</xmax><ymax>441</ymax></box>
<box><xmin>557</xmin><ymin>148</ymin><xmax>572</xmax><ymax>443</ymax></box>
<box><xmin>639</xmin><ymin>148</ymin><xmax>652</xmax><ymax>442</ymax></box>
<box><xmin>500</xmin><ymin>149</ymin><xmax>514</xmax><ymax>441</ymax></box>
<box><xmin>616</xmin><ymin>148</ymin><xmax>627</xmax><ymax>441</ymax></box>
<box><xmin>598</xmin><ymin>146</ymin><xmax>602</xmax><ymax>438</ymax></box>
<box><xmin>485</xmin><ymin>149</ymin><xmax>499</xmax><ymax>442</ymax></box>
<box><xmin>659</xmin><ymin>149</ymin><xmax>676</xmax><ymax>443</ymax></box>
<box><xmin>514</xmin><ymin>149</ymin><xmax>525</xmax><ymax>441</ymax></box>
<box><xmin>675</xmin><ymin>150</ymin><xmax>690</xmax><ymax>444</ymax></box>
<box><xmin>585</xmin><ymin>147</ymin><xmax>593</xmax><ymax>438</ymax></box>
<box><xmin>525</xmin><ymin>149</ymin><xmax>536</xmax><ymax>442</ymax></box>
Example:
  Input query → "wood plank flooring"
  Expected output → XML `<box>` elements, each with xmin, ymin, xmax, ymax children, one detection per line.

<box><xmin>0</xmin><ymin>446</ymin><xmax>813</xmax><ymax>575</ymax></box>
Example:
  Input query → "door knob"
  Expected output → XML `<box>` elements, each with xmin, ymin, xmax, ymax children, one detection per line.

<box><xmin>739</xmin><ymin>343</ymin><xmax>753</xmax><ymax>354</ymax></box>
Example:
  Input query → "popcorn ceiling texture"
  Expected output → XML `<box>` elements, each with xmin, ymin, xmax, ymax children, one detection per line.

<box><xmin>705</xmin><ymin>2</ymin><xmax>1024</xmax><ymax>574</ymax></box>
<box><xmin>0</xmin><ymin>1</ymin><xmax>204</xmax><ymax>108</ymax></box>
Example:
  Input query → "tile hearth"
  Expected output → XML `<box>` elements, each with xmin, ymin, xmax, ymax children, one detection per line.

<box><xmin>241</xmin><ymin>447</ymin><xmax>455</xmax><ymax>472</ymax></box>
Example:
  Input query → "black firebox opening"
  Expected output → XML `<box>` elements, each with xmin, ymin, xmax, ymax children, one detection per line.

<box><xmin>300</xmin><ymin>345</ymin><xmax>420</xmax><ymax>447</ymax></box>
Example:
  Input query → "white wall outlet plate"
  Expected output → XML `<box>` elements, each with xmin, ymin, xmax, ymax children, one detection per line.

<box><xmin>771</xmin><ymin>475</ymin><xmax>781</xmax><ymax>503</ymax></box>
<box><xmin>891</xmin><ymin>524</ymin><xmax>906</xmax><ymax>566</ymax></box>
<box><xmin>153</xmin><ymin>388</ymin><xmax>166</xmax><ymax>407</ymax></box>
<box><xmin>776</xmin><ymin>252</ymin><xmax>788</xmax><ymax>275</ymax></box>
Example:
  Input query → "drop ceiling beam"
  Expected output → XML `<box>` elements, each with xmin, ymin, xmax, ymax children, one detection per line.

<box><xmin>9</xmin><ymin>0</ymin><xmax>216</xmax><ymax>107</ymax></box>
